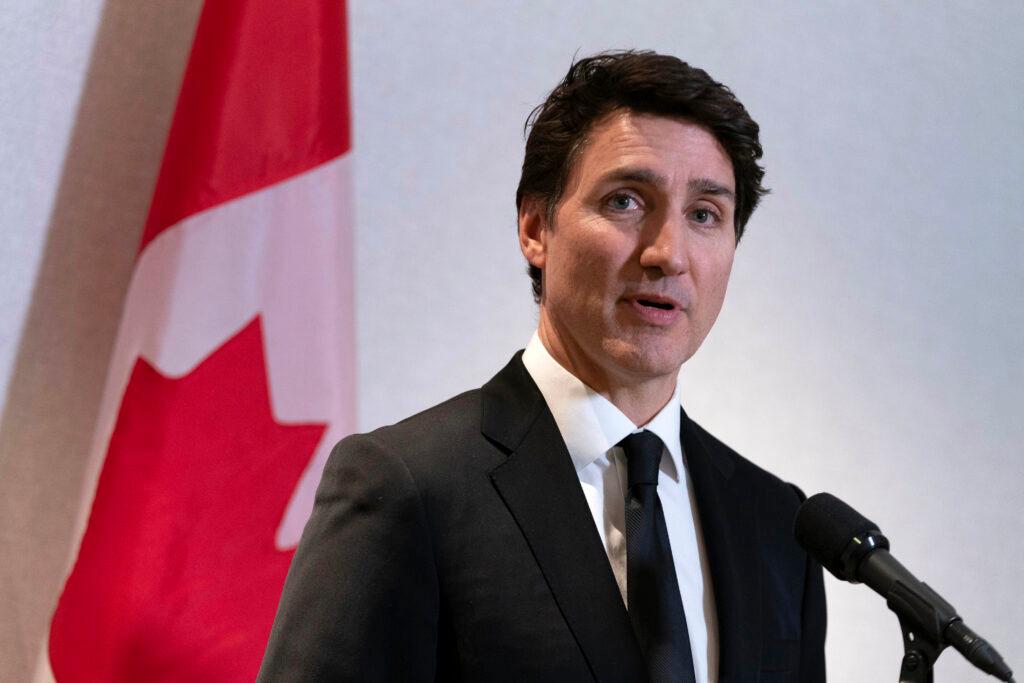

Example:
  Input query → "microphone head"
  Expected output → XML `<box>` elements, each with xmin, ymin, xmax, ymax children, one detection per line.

<box><xmin>794</xmin><ymin>492</ymin><xmax>888</xmax><ymax>582</ymax></box>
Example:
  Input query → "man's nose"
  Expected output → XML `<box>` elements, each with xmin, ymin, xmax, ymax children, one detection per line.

<box><xmin>639</xmin><ymin>212</ymin><xmax>689</xmax><ymax>276</ymax></box>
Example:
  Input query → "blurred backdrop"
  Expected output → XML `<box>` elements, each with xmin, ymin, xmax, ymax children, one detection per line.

<box><xmin>2</xmin><ymin>1</ymin><xmax>1021</xmax><ymax>680</ymax></box>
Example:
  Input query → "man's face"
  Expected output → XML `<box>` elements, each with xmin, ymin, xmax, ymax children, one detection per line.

<box><xmin>520</xmin><ymin>109</ymin><xmax>737</xmax><ymax>391</ymax></box>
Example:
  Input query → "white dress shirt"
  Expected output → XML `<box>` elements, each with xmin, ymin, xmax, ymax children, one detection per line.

<box><xmin>521</xmin><ymin>332</ymin><xmax>719</xmax><ymax>682</ymax></box>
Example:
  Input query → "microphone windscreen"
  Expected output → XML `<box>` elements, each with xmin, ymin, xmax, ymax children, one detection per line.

<box><xmin>794</xmin><ymin>492</ymin><xmax>882</xmax><ymax>581</ymax></box>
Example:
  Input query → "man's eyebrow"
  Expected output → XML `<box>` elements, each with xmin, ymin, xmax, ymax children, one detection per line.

<box><xmin>597</xmin><ymin>168</ymin><xmax>736</xmax><ymax>203</ymax></box>
<box><xmin>688</xmin><ymin>177</ymin><xmax>735</xmax><ymax>202</ymax></box>
<box><xmin>598</xmin><ymin>167</ymin><xmax>668</xmax><ymax>188</ymax></box>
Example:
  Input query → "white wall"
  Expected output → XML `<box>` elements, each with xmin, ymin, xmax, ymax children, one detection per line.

<box><xmin>3</xmin><ymin>1</ymin><xmax>1021</xmax><ymax>680</ymax></box>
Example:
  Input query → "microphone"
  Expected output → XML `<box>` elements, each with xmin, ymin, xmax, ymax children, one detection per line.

<box><xmin>794</xmin><ymin>492</ymin><xmax>1014</xmax><ymax>682</ymax></box>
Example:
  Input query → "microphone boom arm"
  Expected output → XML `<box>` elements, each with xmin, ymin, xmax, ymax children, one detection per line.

<box><xmin>845</xmin><ymin>530</ymin><xmax>951</xmax><ymax>682</ymax></box>
<box><xmin>887</xmin><ymin>577</ymin><xmax>953</xmax><ymax>683</ymax></box>
<box><xmin>794</xmin><ymin>493</ymin><xmax>1015</xmax><ymax>682</ymax></box>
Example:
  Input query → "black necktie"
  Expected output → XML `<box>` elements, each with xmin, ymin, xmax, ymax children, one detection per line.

<box><xmin>619</xmin><ymin>430</ymin><xmax>696</xmax><ymax>683</ymax></box>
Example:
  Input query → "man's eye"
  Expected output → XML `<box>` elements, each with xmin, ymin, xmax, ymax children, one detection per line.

<box><xmin>607</xmin><ymin>194</ymin><xmax>639</xmax><ymax>211</ymax></box>
<box><xmin>691</xmin><ymin>208</ymin><xmax>719</xmax><ymax>224</ymax></box>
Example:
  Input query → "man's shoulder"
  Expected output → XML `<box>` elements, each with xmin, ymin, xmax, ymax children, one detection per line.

<box><xmin>389</xmin><ymin>388</ymin><xmax>493</xmax><ymax>453</ymax></box>
<box><xmin>685</xmin><ymin>415</ymin><xmax>806</xmax><ymax>507</ymax></box>
<box><xmin>337</xmin><ymin>387</ymin><xmax>490</xmax><ymax>461</ymax></box>
<box><xmin>326</xmin><ymin>359</ymin><xmax>529</xmax><ymax>491</ymax></box>
<box><xmin>336</xmin><ymin>352</ymin><xmax>537</xmax><ymax>467</ymax></box>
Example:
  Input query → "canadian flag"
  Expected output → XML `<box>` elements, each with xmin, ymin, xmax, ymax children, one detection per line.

<box><xmin>47</xmin><ymin>1</ymin><xmax>354</xmax><ymax>680</ymax></box>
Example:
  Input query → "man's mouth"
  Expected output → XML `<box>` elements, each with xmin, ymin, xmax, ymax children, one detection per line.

<box><xmin>624</xmin><ymin>295</ymin><xmax>684</xmax><ymax>326</ymax></box>
<box><xmin>628</xmin><ymin>293</ymin><xmax>683</xmax><ymax>310</ymax></box>
<box><xmin>637</xmin><ymin>298</ymin><xmax>674</xmax><ymax>311</ymax></box>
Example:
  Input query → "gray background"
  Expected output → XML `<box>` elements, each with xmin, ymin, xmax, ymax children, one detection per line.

<box><xmin>2</xmin><ymin>1</ymin><xmax>1021</xmax><ymax>680</ymax></box>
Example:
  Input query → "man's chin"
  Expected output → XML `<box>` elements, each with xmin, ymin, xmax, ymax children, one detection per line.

<box><xmin>602</xmin><ymin>339</ymin><xmax>689</xmax><ymax>384</ymax></box>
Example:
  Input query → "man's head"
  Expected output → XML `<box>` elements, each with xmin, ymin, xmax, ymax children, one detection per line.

<box><xmin>517</xmin><ymin>50</ymin><xmax>767</xmax><ymax>302</ymax></box>
<box><xmin>516</xmin><ymin>51</ymin><xmax>766</xmax><ymax>406</ymax></box>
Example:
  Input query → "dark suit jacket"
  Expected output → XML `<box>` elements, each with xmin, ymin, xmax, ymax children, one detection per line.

<box><xmin>258</xmin><ymin>353</ymin><xmax>826</xmax><ymax>682</ymax></box>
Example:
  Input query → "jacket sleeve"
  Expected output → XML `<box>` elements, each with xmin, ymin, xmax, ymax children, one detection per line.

<box><xmin>257</xmin><ymin>434</ymin><xmax>439</xmax><ymax>682</ymax></box>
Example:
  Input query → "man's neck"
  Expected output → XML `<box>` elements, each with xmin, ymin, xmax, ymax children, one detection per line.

<box><xmin>536</xmin><ymin>321</ymin><xmax>679</xmax><ymax>427</ymax></box>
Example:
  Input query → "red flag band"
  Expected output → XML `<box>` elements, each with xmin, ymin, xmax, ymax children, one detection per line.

<box><xmin>49</xmin><ymin>1</ymin><xmax>354</xmax><ymax>680</ymax></box>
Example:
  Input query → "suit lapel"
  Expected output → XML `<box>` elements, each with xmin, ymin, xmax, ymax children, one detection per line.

<box><xmin>484</xmin><ymin>354</ymin><xmax>647</xmax><ymax>682</ymax></box>
<box><xmin>681</xmin><ymin>409</ymin><xmax>761</xmax><ymax>682</ymax></box>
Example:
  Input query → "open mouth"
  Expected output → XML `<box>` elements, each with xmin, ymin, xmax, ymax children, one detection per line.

<box><xmin>637</xmin><ymin>299</ymin><xmax>674</xmax><ymax>311</ymax></box>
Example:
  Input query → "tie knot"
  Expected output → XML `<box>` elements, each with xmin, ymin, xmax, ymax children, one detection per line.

<box><xmin>618</xmin><ymin>430</ymin><xmax>663</xmax><ymax>488</ymax></box>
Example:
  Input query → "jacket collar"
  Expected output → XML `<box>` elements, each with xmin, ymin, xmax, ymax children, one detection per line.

<box><xmin>681</xmin><ymin>408</ymin><xmax>761</xmax><ymax>682</ymax></box>
<box><xmin>484</xmin><ymin>352</ymin><xmax>647</xmax><ymax>681</ymax></box>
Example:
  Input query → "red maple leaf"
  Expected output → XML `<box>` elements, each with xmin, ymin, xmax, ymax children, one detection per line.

<box><xmin>50</xmin><ymin>317</ymin><xmax>325</xmax><ymax>681</ymax></box>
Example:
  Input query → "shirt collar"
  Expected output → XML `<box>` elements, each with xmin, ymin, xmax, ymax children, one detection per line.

<box><xmin>521</xmin><ymin>332</ymin><xmax>684</xmax><ymax>481</ymax></box>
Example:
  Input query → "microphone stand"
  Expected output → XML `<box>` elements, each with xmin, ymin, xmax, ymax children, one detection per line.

<box><xmin>885</xmin><ymin>575</ymin><xmax>954</xmax><ymax>683</ymax></box>
<box><xmin>896</xmin><ymin>610</ymin><xmax>942</xmax><ymax>683</ymax></box>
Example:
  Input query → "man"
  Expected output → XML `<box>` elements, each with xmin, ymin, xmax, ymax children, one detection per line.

<box><xmin>259</xmin><ymin>51</ymin><xmax>826</xmax><ymax>682</ymax></box>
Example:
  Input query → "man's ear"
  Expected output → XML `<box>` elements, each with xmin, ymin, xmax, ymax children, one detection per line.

<box><xmin>518</xmin><ymin>196</ymin><xmax>548</xmax><ymax>270</ymax></box>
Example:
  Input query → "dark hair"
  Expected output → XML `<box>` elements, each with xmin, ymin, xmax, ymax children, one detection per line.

<box><xmin>516</xmin><ymin>50</ymin><xmax>768</xmax><ymax>301</ymax></box>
